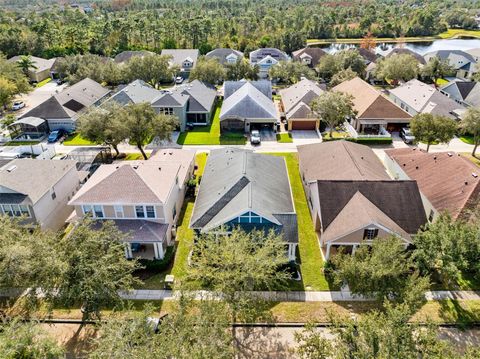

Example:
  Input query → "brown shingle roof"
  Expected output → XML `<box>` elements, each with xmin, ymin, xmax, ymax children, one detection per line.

<box><xmin>292</xmin><ymin>47</ymin><xmax>328</xmax><ymax>67</ymax></box>
<box><xmin>298</xmin><ymin>141</ymin><xmax>390</xmax><ymax>182</ymax></box>
<box><xmin>316</xmin><ymin>180</ymin><xmax>427</xmax><ymax>234</ymax></box>
<box><xmin>386</xmin><ymin>148</ymin><xmax>480</xmax><ymax>220</ymax></box>
<box><xmin>332</xmin><ymin>77</ymin><xmax>411</xmax><ymax>120</ymax></box>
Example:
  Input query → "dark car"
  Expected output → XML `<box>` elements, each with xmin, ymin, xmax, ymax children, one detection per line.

<box><xmin>47</xmin><ymin>129</ymin><xmax>67</xmax><ymax>143</ymax></box>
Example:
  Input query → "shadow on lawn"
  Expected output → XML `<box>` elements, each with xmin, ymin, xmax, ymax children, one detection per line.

<box><xmin>439</xmin><ymin>299</ymin><xmax>480</xmax><ymax>328</ymax></box>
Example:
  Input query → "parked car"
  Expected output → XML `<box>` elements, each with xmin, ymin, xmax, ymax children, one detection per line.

<box><xmin>11</xmin><ymin>101</ymin><xmax>25</xmax><ymax>111</ymax></box>
<box><xmin>175</xmin><ymin>76</ymin><xmax>184</xmax><ymax>84</ymax></box>
<box><xmin>250</xmin><ymin>130</ymin><xmax>261</xmax><ymax>145</ymax></box>
<box><xmin>400</xmin><ymin>128</ymin><xmax>415</xmax><ymax>144</ymax></box>
<box><xmin>47</xmin><ymin>129</ymin><xmax>67</xmax><ymax>143</ymax></box>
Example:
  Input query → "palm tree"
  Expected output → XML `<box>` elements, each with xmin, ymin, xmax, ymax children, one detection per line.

<box><xmin>17</xmin><ymin>55</ymin><xmax>37</xmax><ymax>77</ymax></box>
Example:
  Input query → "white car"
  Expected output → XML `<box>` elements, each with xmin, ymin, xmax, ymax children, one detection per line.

<box><xmin>250</xmin><ymin>130</ymin><xmax>261</xmax><ymax>145</ymax></box>
<box><xmin>12</xmin><ymin>101</ymin><xmax>25</xmax><ymax>111</ymax></box>
<box><xmin>401</xmin><ymin>128</ymin><xmax>415</xmax><ymax>144</ymax></box>
<box><xmin>175</xmin><ymin>76</ymin><xmax>184</xmax><ymax>84</ymax></box>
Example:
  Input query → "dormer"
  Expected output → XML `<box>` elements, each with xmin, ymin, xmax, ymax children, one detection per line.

<box><xmin>299</xmin><ymin>53</ymin><xmax>312</xmax><ymax>65</ymax></box>
<box><xmin>182</xmin><ymin>57</ymin><xmax>194</xmax><ymax>68</ymax></box>
<box><xmin>226</xmin><ymin>53</ymin><xmax>238</xmax><ymax>64</ymax></box>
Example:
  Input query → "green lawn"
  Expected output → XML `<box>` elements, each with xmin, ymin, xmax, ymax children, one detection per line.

<box><xmin>439</xmin><ymin>29</ymin><xmax>480</xmax><ymax>39</ymax></box>
<box><xmin>5</xmin><ymin>141</ymin><xmax>40</xmax><ymax>146</ymax></box>
<box><xmin>435</xmin><ymin>78</ymin><xmax>449</xmax><ymax>87</ymax></box>
<box><xmin>177</xmin><ymin>101</ymin><xmax>246</xmax><ymax>145</ymax></box>
<box><xmin>459</xmin><ymin>135</ymin><xmax>474</xmax><ymax>145</ymax></box>
<box><xmin>36</xmin><ymin>78</ymin><xmax>52</xmax><ymax>88</ymax></box>
<box><xmin>269</xmin><ymin>153</ymin><xmax>330</xmax><ymax>291</ymax></box>
<box><xmin>276</xmin><ymin>133</ymin><xmax>293</xmax><ymax>143</ymax></box>
<box><xmin>124</xmin><ymin>152</ymin><xmax>149</xmax><ymax>160</ymax></box>
<box><xmin>63</xmin><ymin>133</ymin><xmax>94</xmax><ymax>146</ymax></box>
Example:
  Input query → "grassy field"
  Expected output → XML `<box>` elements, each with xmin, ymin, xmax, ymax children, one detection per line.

<box><xmin>439</xmin><ymin>29</ymin><xmax>480</xmax><ymax>39</ymax></box>
<box><xmin>269</xmin><ymin>153</ymin><xmax>330</xmax><ymax>291</ymax></box>
<box><xmin>36</xmin><ymin>78</ymin><xmax>52</xmax><ymax>88</ymax></box>
<box><xmin>63</xmin><ymin>133</ymin><xmax>94</xmax><ymax>146</ymax></box>
<box><xmin>276</xmin><ymin>133</ymin><xmax>293</xmax><ymax>143</ymax></box>
<box><xmin>177</xmin><ymin>101</ymin><xmax>246</xmax><ymax>145</ymax></box>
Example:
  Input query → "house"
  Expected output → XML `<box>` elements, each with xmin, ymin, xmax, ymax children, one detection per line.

<box><xmin>385</xmin><ymin>48</ymin><xmax>426</xmax><ymax>65</ymax></box>
<box><xmin>439</xmin><ymin>81</ymin><xmax>480</xmax><ymax>108</ymax></box>
<box><xmin>0</xmin><ymin>159</ymin><xmax>84</xmax><ymax>231</ymax></box>
<box><xmin>388</xmin><ymin>79</ymin><xmax>465</xmax><ymax>120</ymax></box>
<box><xmin>358</xmin><ymin>48</ymin><xmax>379</xmax><ymax>65</ymax></box>
<box><xmin>190</xmin><ymin>148</ymin><xmax>298</xmax><ymax>261</ymax></box>
<box><xmin>466</xmin><ymin>48</ymin><xmax>480</xmax><ymax>63</ymax></box>
<box><xmin>333</xmin><ymin>77</ymin><xmax>411</xmax><ymax>134</ymax></box>
<box><xmin>292</xmin><ymin>47</ymin><xmax>327</xmax><ymax>68</ymax></box>
<box><xmin>9</xmin><ymin>117</ymin><xmax>49</xmax><ymax>141</ymax></box>
<box><xmin>279</xmin><ymin>78</ymin><xmax>324</xmax><ymax>130</ymax></box>
<box><xmin>298</xmin><ymin>141</ymin><xmax>427</xmax><ymax>259</ymax></box>
<box><xmin>20</xmin><ymin>78</ymin><xmax>110</xmax><ymax>132</ymax></box>
<box><xmin>206</xmin><ymin>48</ymin><xmax>244</xmax><ymax>65</ymax></box>
<box><xmin>249</xmin><ymin>48</ymin><xmax>289</xmax><ymax>78</ymax></box>
<box><xmin>384</xmin><ymin>148</ymin><xmax>480</xmax><ymax>222</ymax></box>
<box><xmin>220</xmin><ymin>80</ymin><xmax>277</xmax><ymax>132</ymax></box>
<box><xmin>7</xmin><ymin>55</ymin><xmax>56</xmax><ymax>83</ymax></box>
<box><xmin>161</xmin><ymin>49</ymin><xmax>199</xmax><ymax>77</ymax></box>
<box><xmin>424</xmin><ymin>50</ymin><xmax>478</xmax><ymax>79</ymax></box>
<box><xmin>114</xmin><ymin>50</ymin><xmax>155</xmax><ymax>64</ymax></box>
<box><xmin>108</xmin><ymin>79</ymin><xmax>216</xmax><ymax>130</ymax></box>
<box><xmin>69</xmin><ymin>149</ymin><xmax>195</xmax><ymax>260</ymax></box>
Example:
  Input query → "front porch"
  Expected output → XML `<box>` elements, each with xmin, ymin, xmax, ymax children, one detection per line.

<box><xmin>125</xmin><ymin>242</ymin><xmax>166</xmax><ymax>260</ymax></box>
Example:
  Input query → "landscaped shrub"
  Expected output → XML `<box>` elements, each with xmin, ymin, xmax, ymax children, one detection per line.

<box><xmin>321</xmin><ymin>137</ymin><xmax>393</xmax><ymax>145</ymax></box>
<box><xmin>138</xmin><ymin>245</ymin><xmax>175</xmax><ymax>272</ymax></box>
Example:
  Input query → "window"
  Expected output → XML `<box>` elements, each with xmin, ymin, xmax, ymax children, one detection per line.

<box><xmin>82</xmin><ymin>205</ymin><xmax>93</xmax><ymax>215</ymax></box>
<box><xmin>363</xmin><ymin>228</ymin><xmax>379</xmax><ymax>240</ymax></box>
<box><xmin>237</xmin><ymin>211</ymin><xmax>267</xmax><ymax>224</ymax></box>
<box><xmin>51</xmin><ymin>191</ymin><xmax>56</xmax><ymax>200</ymax></box>
<box><xmin>0</xmin><ymin>204</ymin><xmax>30</xmax><ymax>218</ymax></box>
<box><xmin>146</xmin><ymin>206</ymin><xmax>155</xmax><ymax>218</ymax></box>
<box><xmin>159</xmin><ymin>107</ymin><xmax>174</xmax><ymax>115</ymax></box>
<box><xmin>19</xmin><ymin>205</ymin><xmax>29</xmax><ymax>217</ymax></box>
<box><xmin>428</xmin><ymin>210</ymin><xmax>435</xmax><ymax>222</ymax></box>
<box><xmin>172</xmin><ymin>205</ymin><xmax>177</xmax><ymax>220</ymax></box>
<box><xmin>82</xmin><ymin>205</ymin><xmax>104</xmax><ymax>218</ymax></box>
<box><xmin>135</xmin><ymin>205</ymin><xmax>145</xmax><ymax>218</ymax></box>
<box><xmin>114</xmin><ymin>205</ymin><xmax>124</xmax><ymax>218</ymax></box>
<box><xmin>93</xmin><ymin>205</ymin><xmax>104</xmax><ymax>218</ymax></box>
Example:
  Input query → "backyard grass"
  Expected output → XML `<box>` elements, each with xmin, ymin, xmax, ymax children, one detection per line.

<box><xmin>36</xmin><ymin>78</ymin><xmax>52</xmax><ymax>88</ymax></box>
<box><xmin>321</xmin><ymin>131</ymin><xmax>349</xmax><ymax>140</ymax></box>
<box><xmin>435</xmin><ymin>78</ymin><xmax>449</xmax><ymax>87</ymax></box>
<box><xmin>459</xmin><ymin>135</ymin><xmax>475</xmax><ymax>145</ymax></box>
<box><xmin>269</xmin><ymin>153</ymin><xmax>330</xmax><ymax>291</ymax></box>
<box><xmin>276</xmin><ymin>132</ymin><xmax>293</xmax><ymax>143</ymax></box>
<box><xmin>176</xmin><ymin>101</ymin><xmax>246</xmax><ymax>145</ymax></box>
<box><xmin>63</xmin><ymin>133</ymin><xmax>94</xmax><ymax>146</ymax></box>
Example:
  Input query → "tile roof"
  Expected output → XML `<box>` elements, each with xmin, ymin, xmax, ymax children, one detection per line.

<box><xmin>316</xmin><ymin>180</ymin><xmax>427</xmax><ymax>234</ymax></box>
<box><xmin>332</xmin><ymin>77</ymin><xmax>411</xmax><ymax>120</ymax></box>
<box><xmin>21</xmin><ymin>78</ymin><xmax>110</xmax><ymax>120</ymax></box>
<box><xmin>279</xmin><ymin>78</ymin><xmax>324</xmax><ymax>120</ymax></box>
<box><xmin>190</xmin><ymin>148</ymin><xmax>297</xmax><ymax>242</ymax></box>
<box><xmin>385</xmin><ymin>148</ymin><xmax>480</xmax><ymax>220</ymax></box>
<box><xmin>298</xmin><ymin>141</ymin><xmax>390</xmax><ymax>182</ymax></box>
<box><xmin>220</xmin><ymin>81</ymin><xmax>277</xmax><ymax>121</ymax></box>
<box><xmin>0</xmin><ymin>159</ymin><xmax>78</xmax><ymax>204</ymax></box>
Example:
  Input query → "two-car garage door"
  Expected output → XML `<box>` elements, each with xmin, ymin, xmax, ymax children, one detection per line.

<box><xmin>290</xmin><ymin>120</ymin><xmax>317</xmax><ymax>130</ymax></box>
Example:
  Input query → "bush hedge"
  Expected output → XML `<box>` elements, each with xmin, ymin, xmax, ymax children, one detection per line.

<box><xmin>138</xmin><ymin>245</ymin><xmax>175</xmax><ymax>271</ymax></box>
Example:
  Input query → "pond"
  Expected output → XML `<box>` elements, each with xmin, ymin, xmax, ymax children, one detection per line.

<box><xmin>319</xmin><ymin>39</ymin><xmax>480</xmax><ymax>55</ymax></box>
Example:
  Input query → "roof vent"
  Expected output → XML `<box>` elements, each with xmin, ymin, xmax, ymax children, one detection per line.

<box><xmin>465</xmin><ymin>181</ymin><xmax>469</xmax><ymax>185</ymax></box>
<box><xmin>158</xmin><ymin>167</ymin><xmax>162</xmax><ymax>171</ymax></box>
<box><xmin>6</xmin><ymin>165</ymin><xmax>17</xmax><ymax>172</ymax></box>
<box><xmin>472</xmin><ymin>173</ymin><xmax>478</xmax><ymax>178</ymax></box>
<box><xmin>448</xmin><ymin>152</ymin><xmax>453</xmax><ymax>157</ymax></box>
<box><xmin>415</xmin><ymin>166</ymin><xmax>419</xmax><ymax>170</ymax></box>
<box><xmin>133</xmin><ymin>165</ymin><xmax>139</xmax><ymax>170</ymax></box>
<box><xmin>433</xmin><ymin>156</ymin><xmax>437</xmax><ymax>160</ymax></box>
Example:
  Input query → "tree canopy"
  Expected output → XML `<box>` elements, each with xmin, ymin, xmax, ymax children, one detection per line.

<box><xmin>310</xmin><ymin>91</ymin><xmax>356</xmax><ymax>137</ymax></box>
<box><xmin>269</xmin><ymin>61</ymin><xmax>316</xmax><ymax>84</ymax></box>
<box><xmin>460</xmin><ymin>107</ymin><xmax>480</xmax><ymax>157</ymax></box>
<box><xmin>409</xmin><ymin>113</ymin><xmax>458</xmax><ymax>152</ymax></box>
<box><xmin>189</xmin><ymin>56</ymin><xmax>226</xmax><ymax>85</ymax></box>
<box><xmin>316</xmin><ymin>49</ymin><xmax>366</xmax><ymax>81</ymax></box>
<box><xmin>374</xmin><ymin>54</ymin><xmax>419</xmax><ymax>84</ymax></box>
<box><xmin>421</xmin><ymin>56</ymin><xmax>455</xmax><ymax>87</ymax></box>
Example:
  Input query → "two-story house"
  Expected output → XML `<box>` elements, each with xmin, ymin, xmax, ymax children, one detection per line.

<box><xmin>69</xmin><ymin>149</ymin><xmax>195</xmax><ymax>260</ymax></box>
<box><xmin>249</xmin><ymin>48</ymin><xmax>289</xmax><ymax>79</ymax></box>
<box><xmin>0</xmin><ymin>159</ymin><xmax>84</xmax><ymax>231</ymax></box>
<box><xmin>206</xmin><ymin>48</ymin><xmax>244</xmax><ymax>65</ymax></box>
<box><xmin>161</xmin><ymin>49</ymin><xmax>199</xmax><ymax>79</ymax></box>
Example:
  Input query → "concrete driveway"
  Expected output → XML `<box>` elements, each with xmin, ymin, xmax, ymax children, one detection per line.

<box><xmin>15</xmin><ymin>82</ymin><xmax>67</xmax><ymax>117</ymax></box>
<box><xmin>291</xmin><ymin>130</ymin><xmax>321</xmax><ymax>146</ymax></box>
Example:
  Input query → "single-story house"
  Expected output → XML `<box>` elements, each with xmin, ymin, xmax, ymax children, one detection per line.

<box><xmin>249</xmin><ymin>48</ymin><xmax>289</xmax><ymax>78</ymax></box>
<box><xmin>206</xmin><ymin>48</ymin><xmax>244</xmax><ymax>65</ymax></box>
<box><xmin>20</xmin><ymin>78</ymin><xmax>110</xmax><ymax>132</ymax></box>
<box><xmin>113</xmin><ymin>50</ymin><xmax>155</xmax><ymax>64</ymax></box>
<box><xmin>7</xmin><ymin>55</ymin><xmax>56</xmax><ymax>83</ymax></box>
<box><xmin>424</xmin><ymin>50</ymin><xmax>478</xmax><ymax>79</ymax></box>
<box><xmin>333</xmin><ymin>77</ymin><xmax>411</xmax><ymax>134</ymax></box>
<box><xmin>220</xmin><ymin>80</ymin><xmax>277</xmax><ymax>132</ymax></box>
<box><xmin>440</xmin><ymin>81</ymin><xmax>480</xmax><ymax>108</ymax></box>
<box><xmin>298</xmin><ymin>141</ymin><xmax>427</xmax><ymax>259</ymax></box>
<box><xmin>279</xmin><ymin>78</ymin><xmax>324</xmax><ymax>130</ymax></box>
<box><xmin>292</xmin><ymin>47</ymin><xmax>327</xmax><ymax>68</ymax></box>
<box><xmin>108</xmin><ymin>79</ymin><xmax>216</xmax><ymax>131</ymax></box>
<box><xmin>385</xmin><ymin>48</ymin><xmax>426</xmax><ymax>65</ymax></box>
<box><xmin>69</xmin><ymin>149</ymin><xmax>195</xmax><ymax>260</ymax></box>
<box><xmin>161</xmin><ymin>49</ymin><xmax>199</xmax><ymax>78</ymax></box>
<box><xmin>384</xmin><ymin>148</ymin><xmax>480</xmax><ymax>222</ymax></box>
<box><xmin>388</xmin><ymin>79</ymin><xmax>465</xmax><ymax>119</ymax></box>
<box><xmin>190</xmin><ymin>148</ymin><xmax>298</xmax><ymax>261</ymax></box>
<box><xmin>0</xmin><ymin>159</ymin><xmax>84</xmax><ymax>231</ymax></box>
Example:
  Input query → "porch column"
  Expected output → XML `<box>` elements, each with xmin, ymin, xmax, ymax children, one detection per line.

<box><xmin>125</xmin><ymin>243</ymin><xmax>132</xmax><ymax>259</ymax></box>
<box><xmin>153</xmin><ymin>242</ymin><xmax>164</xmax><ymax>260</ymax></box>
<box><xmin>325</xmin><ymin>243</ymin><xmax>331</xmax><ymax>260</ymax></box>
<box><xmin>288</xmin><ymin>244</ymin><xmax>297</xmax><ymax>262</ymax></box>
<box><xmin>352</xmin><ymin>244</ymin><xmax>358</xmax><ymax>255</ymax></box>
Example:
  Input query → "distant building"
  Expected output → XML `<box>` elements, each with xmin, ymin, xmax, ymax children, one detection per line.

<box><xmin>206</xmin><ymin>48</ymin><xmax>244</xmax><ymax>65</ymax></box>
<box><xmin>161</xmin><ymin>49</ymin><xmax>199</xmax><ymax>78</ymax></box>
<box><xmin>440</xmin><ymin>81</ymin><xmax>480</xmax><ymax>108</ymax></box>
<box><xmin>292</xmin><ymin>47</ymin><xmax>327</xmax><ymax>68</ymax></box>
<box><xmin>249</xmin><ymin>48</ymin><xmax>289</xmax><ymax>78</ymax></box>
<box><xmin>7</xmin><ymin>55</ymin><xmax>56</xmax><ymax>83</ymax></box>
<box><xmin>113</xmin><ymin>50</ymin><xmax>155</xmax><ymax>64</ymax></box>
<box><xmin>424</xmin><ymin>50</ymin><xmax>478</xmax><ymax>79</ymax></box>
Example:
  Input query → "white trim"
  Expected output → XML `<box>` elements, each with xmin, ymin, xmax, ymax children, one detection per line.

<box><xmin>0</xmin><ymin>203</ymin><xmax>31</xmax><ymax>218</ymax></box>
<box><xmin>324</xmin><ymin>222</ymin><xmax>412</xmax><ymax>245</ymax></box>
<box><xmin>134</xmin><ymin>205</ymin><xmax>157</xmax><ymax>219</ymax></box>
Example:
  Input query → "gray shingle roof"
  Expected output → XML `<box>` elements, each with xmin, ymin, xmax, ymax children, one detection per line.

<box><xmin>190</xmin><ymin>148</ymin><xmax>297</xmax><ymax>243</ymax></box>
<box><xmin>440</xmin><ymin>81</ymin><xmax>480</xmax><ymax>107</ymax></box>
<box><xmin>424</xmin><ymin>50</ymin><xmax>476</xmax><ymax>71</ymax></box>
<box><xmin>8</xmin><ymin>55</ymin><xmax>56</xmax><ymax>73</ymax></box>
<box><xmin>109</xmin><ymin>80</ymin><xmax>162</xmax><ymax>105</ymax></box>
<box><xmin>113</xmin><ymin>50</ymin><xmax>155</xmax><ymax>64</ymax></box>
<box><xmin>206</xmin><ymin>48</ymin><xmax>244</xmax><ymax>65</ymax></box>
<box><xmin>280</xmin><ymin>78</ymin><xmax>323</xmax><ymax>120</ymax></box>
<box><xmin>171</xmin><ymin>80</ymin><xmax>217</xmax><ymax>112</ymax></box>
<box><xmin>161</xmin><ymin>49</ymin><xmax>199</xmax><ymax>68</ymax></box>
<box><xmin>0</xmin><ymin>159</ymin><xmax>78</xmax><ymax>204</ymax></box>
<box><xmin>249</xmin><ymin>48</ymin><xmax>289</xmax><ymax>64</ymax></box>
<box><xmin>221</xmin><ymin>81</ymin><xmax>276</xmax><ymax>121</ymax></box>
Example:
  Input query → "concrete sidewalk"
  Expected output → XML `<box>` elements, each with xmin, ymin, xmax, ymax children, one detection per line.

<box><xmin>120</xmin><ymin>289</ymin><xmax>480</xmax><ymax>302</ymax></box>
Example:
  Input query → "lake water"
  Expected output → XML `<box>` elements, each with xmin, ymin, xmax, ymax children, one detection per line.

<box><xmin>320</xmin><ymin>39</ymin><xmax>480</xmax><ymax>55</ymax></box>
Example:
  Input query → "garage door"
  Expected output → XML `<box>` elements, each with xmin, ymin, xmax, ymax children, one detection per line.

<box><xmin>291</xmin><ymin>120</ymin><xmax>316</xmax><ymax>130</ymax></box>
